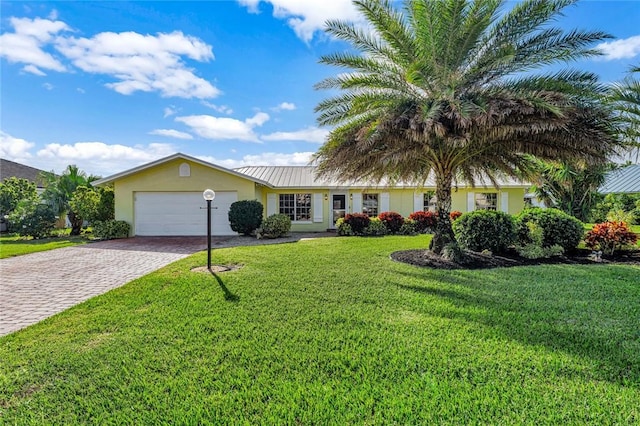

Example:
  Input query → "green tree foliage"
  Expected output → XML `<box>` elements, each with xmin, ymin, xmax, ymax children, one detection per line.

<box><xmin>228</xmin><ymin>200</ymin><xmax>263</xmax><ymax>236</ymax></box>
<box><xmin>8</xmin><ymin>200</ymin><xmax>56</xmax><ymax>239</ymax></box>
<box><xmin>41</xmin><ymin>165</ymin><xmax>99</xmax><ymax>235</ymax></box>
<box><xmin>528</xmin><ymin>159</ymin><xmax>612</xmax><ymax>222</ymax></box>
<box><xmin>313</xmin><ymin>0</ymin><xmax>621</xmax><ymax>255</ymax></box>
<box><xmin>608</xmin><ymin>64</ymin><xmax>640</xmax><ymax>158</ymax></box>
<box><xmin>0</xmin><ymin>177</ymin><xmax>39</xmax><ymax>215</ymax></box>
<box><xmin>69</xmin><ymin>186</ymin><xmax>114</xmax><ymax>224</ymax></box>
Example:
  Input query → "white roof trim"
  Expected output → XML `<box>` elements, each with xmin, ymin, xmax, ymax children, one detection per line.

<box><xmin>93</xmin><ymin>153</ymin><xmax>273</xmax><ymax>187</ymax></box>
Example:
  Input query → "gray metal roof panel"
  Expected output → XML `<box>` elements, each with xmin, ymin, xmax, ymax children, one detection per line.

<box><xmin>600</xmin><ymin>164</ymin><xmax>640</xmax><ymax>194</ymax></box>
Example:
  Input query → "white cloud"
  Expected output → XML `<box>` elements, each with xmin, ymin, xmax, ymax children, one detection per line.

<box><xmin>149</xmin><ymin>129</ymin><xmax>193</xmax><ymax>140</ymax></box>
<box><xmin>56</xmin><ymin>30</ymin><xmax>219</xmax><ymax>98</ymax></box>
<box><xmin>0</xmin><ymin>17</ymin><xmax>69</xmax><ymax>72</ymax></box>
<box><xmin>198</xmin><ymin>151</ymin><xmax>315</xmax><ymax>168</ymax></box>
<box><xmin>163</xmin><ymin>106</ymin><xmax>177</xmax><ymax>117</ymax></box>
<box><xmin>237</xmin><ymin>0</ymin><xmax>360</xmax><ymax>42</ymax></box>
<box><xmin>0</xmin><ymin>131</ymin><xmax>35</xmax><ymax>160</ymax></box>
<box><xmin>48</xmin><ymin>10</ymin><xmax>59</xmax><ymax>20</ymax></box>
<box><xmin>176</xmin><ymin>112</ymin><xmax>270</xmax><ymax>142</ymax></box>
<box><xmin>262</xmin><ymin>126</ymin><xmax>329</xmax><ymax>143</ymax></box>
<box><xmin>22</xmin><ymin>64</ymin><xmax>46</xmax><ymax>76</ymax></box>
<box><xmin>597</xmin><ymin>35</ymin><xmax>640</xmax><ymax>60</ymax></box>
<box><xmin>42</xmin><ymin>82</ymin><xmax>54</xmax><ymax>90</ymax></box>
<box><xmin>272</xmin><ymin>101</ymin><xmax>296</xmax><ymax>111</ymax></box>
<box><xmin>36</xmin><ymin>141</ymin><xmax>175</xmax><ymax>176</ymax></box>
<box><xmin>201</xmin><ymin>101</ymin><xmax>234</xmax><ymax>114</ymax></box>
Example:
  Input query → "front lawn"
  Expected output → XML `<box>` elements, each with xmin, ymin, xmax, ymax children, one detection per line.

<box><xmin>1</xmin><ymin>236</ymin><xmax>638</xmax><ymax>423</ymax></box>
<box><xmin>0</xmin><ymin>233</ymin><xmax>89</xmax><ymax>259</ymax></box>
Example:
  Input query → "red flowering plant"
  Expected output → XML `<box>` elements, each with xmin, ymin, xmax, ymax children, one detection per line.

<box><xmin>408</xmin><ymin>211</ymin><xmax>438</xmax><ymax>233</ymax></box>
<box><xmin>584</xmin><ymin>221</ymin><xmax>638</xmax><ymax>256</ymax></box>
<box><xmin>449</xmin><ymin>211</ymin><xmax>463</xmax><ymax>221</ymax></box>
<box><xmin>378</xmin><ymin>211</ymin><xmax>404</xmax><ymax>234</ymax></box>
<box><xmin>343</xmin><ymin>213</ymin><xmax>371</xmax><ymax>235</ymax></box>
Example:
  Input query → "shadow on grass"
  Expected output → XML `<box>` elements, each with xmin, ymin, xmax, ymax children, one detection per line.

<box><xmin>208</xmin><ymin>269</ymin><xmax>240</xmax><ymax>302</ymax></box>
<box><xmin>394</xmin><ymin>265</ymin><xmax>640</xmax><ymax>386</ymax></box>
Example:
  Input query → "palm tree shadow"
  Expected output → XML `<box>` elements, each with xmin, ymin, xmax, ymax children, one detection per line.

<box><xmin>208</xmin><ymin>269</ymin><xmax>239</xmax><ymax>302</ymax></box>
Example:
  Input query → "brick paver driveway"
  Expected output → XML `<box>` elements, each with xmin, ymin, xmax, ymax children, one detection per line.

<box><xmin>0</xmin><ymin>237</ymin><xmax>209</xmax><ymax>337</ymax></box>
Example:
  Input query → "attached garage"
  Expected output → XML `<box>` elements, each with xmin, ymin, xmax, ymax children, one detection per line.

<box><xmin>134</xmin><ymin>191</ymin><xmax>237</xmax><ymax>236</ymax></box>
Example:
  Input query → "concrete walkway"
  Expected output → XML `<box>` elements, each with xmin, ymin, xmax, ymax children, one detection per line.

<box><xmin>0</xmin><ymin>233</ymin><xmax>333</xmax><ymax>337</ymax></box>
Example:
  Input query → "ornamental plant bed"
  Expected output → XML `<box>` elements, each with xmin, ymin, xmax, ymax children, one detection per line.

<box><xmin>390</xmin><ymin>247</ymin><xmax>640</xmax><ymax>270</ymax></box>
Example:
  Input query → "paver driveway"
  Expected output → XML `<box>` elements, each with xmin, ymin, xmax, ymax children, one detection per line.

<box><xmin>0</xmin><ymin>237</ymin><xmax>208</xmax><ymax>337</ymax></box>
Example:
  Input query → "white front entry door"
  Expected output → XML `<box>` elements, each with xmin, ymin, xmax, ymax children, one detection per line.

<box><xmin>330</xmin><ymin>193</ymin><xmax>348</xmax><ymax>228</ymax></box>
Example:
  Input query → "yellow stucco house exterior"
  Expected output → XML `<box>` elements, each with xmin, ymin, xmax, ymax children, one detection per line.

<box><xmin>94</xmin><ymin>153</ymin><xmax>529</xmax><ymax>236</ymax></box>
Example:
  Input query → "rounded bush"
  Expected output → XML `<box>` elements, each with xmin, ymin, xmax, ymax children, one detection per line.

<box><xmin>8</xmin><ymin>202</ymin><xmax>56</xmax><ymax>239</ymax></box>
<box><xmin>585</xmin><ymin>221</ymin><xmax>638</xmax><ymax>255</ymax></box>
<box><xmin>343</xmin><ymin>213</ymin><xmax>370</xmax><ymax>235</ymax></box>
<box><xmin>515</xmin><ymin>207</ymin><xmax>584</xmax><ymax>251</ymax></box>
<box><xmin>228</xmin><ymin>200</ymin><xmax>263</xmax><ymax>236</ymax></box>
<box><xmin>399</xmin><ymin>220</ymin><xmax>418</xmax><ymax>235</ymax></box>
<box><xmin>452</xmin><ymin>210</ymin><xmax>516</xmax><ymax>253</ymax></box>
<box><xmin>408</xmin><ymin>211</ymin><xmax>437</xmax><ymax>233</ymax></box>
<box><xmin>260</xmin><ymin>213</ymin><xmax>291</xmax><ymax>238</ymax></box>
<box><xmin>362</xmin><ymin>217</ymin><xmax>388</xmax><ymax>236</ymax></box>
<box><xmin>378</xmin><ymin>211</ymin><xmax>404</xmax><ymax>234</ymax></box>
<box><xmin>92</xmin><ymin>220</ymin><xmax>131</xmax><ymax>240</ymax></box>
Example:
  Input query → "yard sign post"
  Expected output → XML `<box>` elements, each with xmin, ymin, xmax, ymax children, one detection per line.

<box><xmin>203</xmin><ymin>189</ymin><xmax>216</xmax><ymax>270</ymax></box>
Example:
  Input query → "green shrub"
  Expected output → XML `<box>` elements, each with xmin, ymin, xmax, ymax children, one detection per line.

<box><xmin>453</xmin><ymin>210</ymin><xmax>516</xmax><ymax>253</ymax></box>
<box><xmin>228</xmin><ymin>200</ymin><xmax>263</xmax><ymax>236</ymax></box>
<box><xmin>516</xmin><ymin>207</ymin><xmax>584</xmax><ymax>252</ymax></box>
<box><xmin>335</xmin><ymin>218</ymin><xmax>354</xmax><ymax>236</ymax></box>
<box><xmin>378</xmin><ymin>211</ymin><xmax>404</xmax><ymax>234</ymax></box>
<box><xmin>92</xmin><ymin>220</ymin><xmax>131</xmax><ymax>240</ymax></box>
<box><xmin>343</xmin><ymin>213</ymin><xmax>370</xmax><ymax>235</ymax></box>
<box><xmin>259</xmin><ymin>214</ymin><xmax>291</xmax><ymax>238</ymax></box>
<box><xmin>362</xmin><ymin>217</ymin><xmax>388</xmax><ymax>236</ymax></box>
<box><xmin>515</xmin><ymin>221</ymin><xmax>564</xmax><ymax>259</ymax></box>
<box><xmin>8</xmin><ymin>201</ymin><xmax>56</xmax><ymax>239</ymax></box>
<box><xmin>399</xmin><ymin>220</ymin><xmax>418</xmax><ymax>235</ymax></box>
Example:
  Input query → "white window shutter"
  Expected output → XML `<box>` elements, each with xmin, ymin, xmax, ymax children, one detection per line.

<box><xmin>414</xmin><ymin>193</ymin><xmax>423</xmax><ymax>212</ymax></box>
<box><xmin>501</xmin><ymin>192</ymin><xmax>509</xmax><ymax>212</ymax></box>
<box><xmin>351</xmin><ymin>192</ymin><xmax>362</xmax><ymax>213</ymax></box>
<box><xmin>380</xmin><ymin>192</ymin><xmax>390</xmax><ymax>212</ymax></box>
<box><xmin>313</xmin><ymin>193</ymin><xmax>323</xmax><ymax>222</ymax></box>
<box><xmin>467</xmin><ymin>192</ymin><xmax>475</xmax><ymax>212</ymax></box>
<box><xmin>267</xmin><ymin>193</ymin><xmax>277</xmax><ymax>216</ymax></box>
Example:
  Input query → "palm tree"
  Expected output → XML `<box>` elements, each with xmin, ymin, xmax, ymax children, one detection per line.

<box><xmin>609</xmin><ymin>65</ymin><xmax>640</xmax><ymax>158</ymax></box>
<box><xmin>313</xmin><ymin>0</ymin><xmax>622</xmax><ymax>254</ymax></box>
<box><xmin>41</xmin><ymin>165</ymin><xmax>99</xmax><ymax>235</ymax></box>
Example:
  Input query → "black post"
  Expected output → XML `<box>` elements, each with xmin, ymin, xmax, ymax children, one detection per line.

<box><xmin>207</xmin><ymin>198</ymin><xmax>212</xmax><ymax>270</ymax></box>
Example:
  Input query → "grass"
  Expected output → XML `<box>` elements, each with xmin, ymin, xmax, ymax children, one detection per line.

<box><xmin>1</xmin><ymin>236</ymin><xmax>639</xmax><ymax>423</ymax></box>
<box><xmin>0</xmin><ymin>232</ymin><xmax>90</xmax><ymax>259</ymax></box>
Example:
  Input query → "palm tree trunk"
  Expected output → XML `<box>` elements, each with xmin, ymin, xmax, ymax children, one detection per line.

<box><xmin>429</xmin><ymin>170</ymin><xmax>456</xmax><ymax>254</ymax></box>
<box><xmin>68</xmin><ymin>211</ymin><xmax>83</xmax><ymax>236</ymax></box>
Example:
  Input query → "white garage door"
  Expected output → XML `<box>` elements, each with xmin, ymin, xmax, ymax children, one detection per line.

<box><xmin>134</xmin><ymin>192</ymin><xmax>237</xmax><ymax>236</ymax></box>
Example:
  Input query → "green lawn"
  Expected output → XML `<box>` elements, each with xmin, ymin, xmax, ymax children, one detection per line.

<box><xmin>0</xmin><ymin>233</ymin><xmax>89</xmax><ymax>259</ymax></box>
<box><xmin>1</xmin><ymin>236</ymin><xmax>639</xmax><ymax>423</ymax></box>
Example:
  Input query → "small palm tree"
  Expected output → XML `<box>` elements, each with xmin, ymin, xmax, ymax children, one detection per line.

<box><xmin>609</xmin><ymin>65</ymin><xmax>640</xmax><ymax>158</ymax></box>
<box><xmin>41</xmin><ymin>165</ymin><xmax>100</xmax><ymax>235</ymax></box>
<box><xmin>314</xmin><ymin>0</ymin><xmax>623</xmax><ymax>254</ymax></box>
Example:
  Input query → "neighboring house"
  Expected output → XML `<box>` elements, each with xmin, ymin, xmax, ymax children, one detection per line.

<box><xmin>93</xmin><ymin>153</ymin><xmax>530</xmax><ymax>236</ymax></box>
<box><xmin>599</xmin><ymin>164</ymin><xmax>640</xmax><ymax>194</ymax></box>
<box><xmin>0</xmin><ymin>158</ymin><xmax>48</xmax><ymax>194</ymax></box>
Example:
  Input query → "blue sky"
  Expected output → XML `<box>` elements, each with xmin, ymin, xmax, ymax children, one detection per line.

<box><xmin>1</xmin><ymin>0</ymin><xmax>639</xmax><ymax>177</ymax></box>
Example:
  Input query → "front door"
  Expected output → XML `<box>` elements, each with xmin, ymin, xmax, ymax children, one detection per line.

<box><xmin>331</xmin><ymin>193</ymin><xmax>347</xmax><ymax>228</ymax></box>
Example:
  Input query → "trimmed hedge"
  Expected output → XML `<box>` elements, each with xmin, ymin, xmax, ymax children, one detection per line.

<box><xmin>515</xmin><ymin>207</ymin><xmax>584</xmax><ymax>252</ymax></box>
<box><xmin>229</xmin><ymin>200</ymin><xmax>263</xmax><ymax>236</ymax></box>
<box><xmin>453</xmin><ymin>210</ymin><xmax>516</xmax><ymax>253</ymax></box>
<box><xmin>408</xmin><ymin>211</ymin><xmax>437</xmax><ymax>233</ymax></box>
<box><xmin>343</xmin><ymin>213</ymin><xmax>370</xmax><ymax>235</ymax></box>
<box><xmin>378</xmin><ymin>211</ymin><xmax>404</xmax><ymax>234</ymax></box>
<box><xmin>92</xmin><ymin>220</ymin><xmax>131</xmax><ymax>240</ymax></box>
<box><xmin>259</xmin><ymin>213</ymin><xmax>291</xmax><ymax>239</ymax></box>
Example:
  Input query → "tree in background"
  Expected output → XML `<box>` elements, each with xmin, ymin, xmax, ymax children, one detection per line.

<box><xmin>41</xmin><ymin>165</ymin><xmax>100</xmax><ymax>235</ymax></box>
<box><xmin>69</xmin><ymin>186</ymin><xmax>115</xmax><ymax>225</ymax></box>
<box><xmin>0</xmin><ymin>177</ymin><xmax>39</xmax><ymax>216</ymax></box>
<box><xmin>608</xmin><ymin>64</ymin><xmax>640</xmax><ymax>159</ymax></box>
<box><xmin>314</xmin><ymin>0</ymin><xmax>621</xmax><ymax>254</ymax></box>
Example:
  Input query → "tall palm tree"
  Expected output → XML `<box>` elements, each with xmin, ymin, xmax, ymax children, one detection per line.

<box><xmin>314</xmin><ymin>0</ymin><xmax>622</xmax><ymax>254</ymax></box>
<box><xmin>609</xmin><ymin>65</ymin><xmax>640</xmax><ymax>158</ymax></box>
<box><xmin>41</xmin><ymin>165</ymin><xmax>99</xmax><ymax>235</ymax></box>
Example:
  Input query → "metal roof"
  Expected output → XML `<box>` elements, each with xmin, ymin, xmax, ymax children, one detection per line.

<box><xmin>600</xmin><ymin>164</ymin><xmax>640</xmax><ymax>194</ymax></box>
<box><xmin>234</xmin><ymin>165</ymin><xmax>528</xmax><ymax>189</ymax></box>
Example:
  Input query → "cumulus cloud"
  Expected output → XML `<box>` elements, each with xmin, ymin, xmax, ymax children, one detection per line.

<box><xmin>22</xmin><ymin>64</ymin><xmax>46</xmax><ymax>76</ymax></box>
<box><xmin>237</xmin><ymin>0</ymin><xmax>360</xmax><ymax>42</ymax></box>
<box><xmin>163</xmin><ymin>106</ymin><xmax>177</xmax><ymax>117</ymax></box>
<box><xmin>0</xmin><ymin>131</ymin><xmax>35</xmax><ymax>160</ymax></box>
<box><xmin>597</xmin><ymin>35</ymin><xmax>640</xmax><ymax>60</ymax></box>
<box><xmin>272</xmin><ymin>101</ymin><xmax>296</xmax><ymax>112</ymax></box>
<box><xmin>262</xmin><ymin>126</ymin><xmax>329</xmax><ymax>143</ymax></box>
<box><xmin>176</xmin><ymin>112</ymin><xmax>270</xmax><ymax>142</ymax></box>
<box><xmin>198</xmin><ymin>151</ymin><xmax>315</xmax><ymax>168</ymax></box>
<box><xmin>201</xmin><ymin>101</ymin><xmax>234</xmax><ymax>114</ymax></box>
<box><xmin>36</xmin><ymin>141</ymin><xmax>175</xmax><ymax>176</ymax></box>
<box><xmin>149</xmin><ymin>129</ymin><xmax>193</xmax><ymax>140</ymax></box>
<box><xmin>0</xmin><ymin>17</ymin><xmax>69</xmax><ymax>72</ymax></box>
<box><xmin>56</xmin><ymin>30</ymin><xmax>219</xmax><ymax>98</ymax></box>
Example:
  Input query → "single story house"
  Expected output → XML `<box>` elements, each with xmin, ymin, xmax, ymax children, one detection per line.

<box><xmin>0</xmin><ymin>158</ymin><xmax>48</xmax><ymax>193</ymax></box>
<box><xmin>93</xmin><ymin>153</ymin><xmax>530</xmax><ymax>236</ymax></box>
<box><xmin>599</xmin><ymin>164</ymin><xmax>640</xmax><ymax>194</ymax></box>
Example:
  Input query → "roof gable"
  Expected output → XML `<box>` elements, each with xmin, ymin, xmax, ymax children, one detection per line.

<box><xmin>0</xmin><ymin>158</ymin><xmax>49</xmax><ymax>187</ymax></box>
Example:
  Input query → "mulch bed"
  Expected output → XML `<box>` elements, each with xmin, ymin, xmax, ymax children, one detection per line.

<box><xmin>390</xmin><ymin>248</ymin><xmax>640</xmax><ymax>270</ymax></box>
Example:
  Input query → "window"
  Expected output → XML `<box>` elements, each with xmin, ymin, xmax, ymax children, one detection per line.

<box><xmin>475</xmin><ymin>193</ymin><xmax>497</xmax><ymax>210</ymax></box>
<box><xmin>423</xmin><ymin>191</ymin><xmax>437</xmax><ymax>212</ymax></box>
<box><xmin>362</xmin><ymin>193</ymin><xmax>379</xmax><ymax>217</ymax></box>
<box><xmin>179</xmin><ymin>162</ymin><xmax>190</xmax><ymax>177</ymax></box>
<box><xmin>279</xmin><ymin>193</ymin><xmax>311</xmax><ymax>221</ymax></box>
